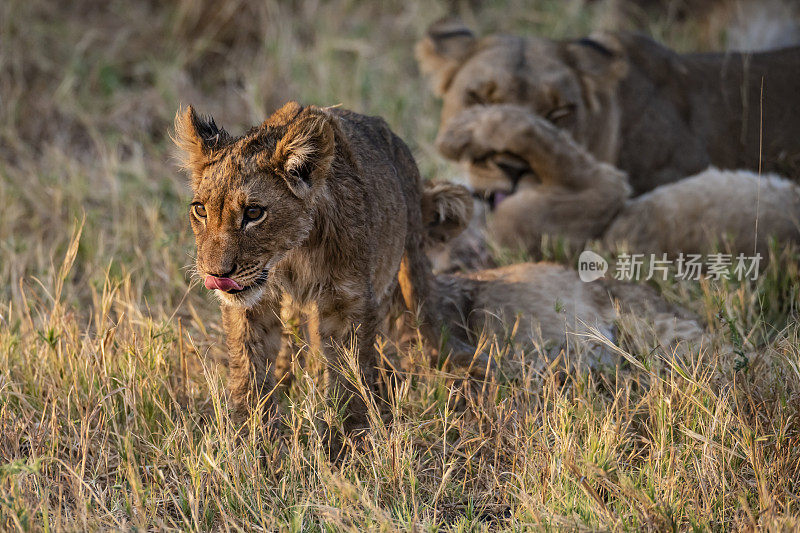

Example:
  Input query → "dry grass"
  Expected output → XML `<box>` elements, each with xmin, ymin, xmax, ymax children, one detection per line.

<box><xmin>1</xmin><ymin>0</ymin><xmax>800</xmax><ymax>530</ymax></box>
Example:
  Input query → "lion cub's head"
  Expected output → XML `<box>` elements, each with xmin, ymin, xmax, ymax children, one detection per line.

<box><xmin>416</xmin><ymin>20</ymin><xmax>628</xmax><ymax>163</ymax></box>
<box><xmin>174</xmin><ymin>102</ymin><xmax>335</xmax><ymax>308</ymax></box>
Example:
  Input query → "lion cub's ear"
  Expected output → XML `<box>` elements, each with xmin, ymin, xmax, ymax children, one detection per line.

<box><xmin>273</xmin><ymin>110</ymin><xmax>335</xmax><ymax>198</ymax></box>
<box><xmin>173</xmin><ymin>106</ymin><xmax>229</xmax><ymax>175</ymax></box>
<box><xmin>261</xmin><ymin>101</ymin><xmax>304</xmax><ymax>129</ymax></box>
<box><xmin>416</xmin><ymin>18</ymin><xmax>477</xmax><ymax>96</ymax></box>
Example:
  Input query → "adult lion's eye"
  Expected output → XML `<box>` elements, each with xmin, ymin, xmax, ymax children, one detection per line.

<box><xmin>466</xmin><ymin>81</ymin><xmax>498</xmax><ymax>106</ymax></box>
<box><xmin>545</xmin><ymin>104</ymin><xmax>576</xmax><ymax>124</ymax></box>
<box><xmin>243</xmin><ymin>206</ymin><xmax>264</xmax><ymax>223</ymax></box>
<box><xmin>465</xmin><ymin>89</ymin><xmax>485</xmax><ymax>105</ymax></box>
<box><xmin>192</xmin><ymin>203</ymin><xmax>207</xmax><ymax>219</ymax></box>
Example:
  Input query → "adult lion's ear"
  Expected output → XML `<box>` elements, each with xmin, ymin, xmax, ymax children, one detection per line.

<box><xmin>563</xmin><ymin>33</ymin><xmax>629</xmax><ymax>111</ymax></box>
<box><xmin>274</xmin><ymin>110</ymin><xmax>335</xmax><ymax>198</ymax></box>
<box><xmin>173</xmin><ymin>105</ymin><xmax>229</xmax><ymax>175</ymax></box>
<box><xmin>416</xmin><ymin>18</ymin><xmax>477</xmax><ymax>96</ymax></box>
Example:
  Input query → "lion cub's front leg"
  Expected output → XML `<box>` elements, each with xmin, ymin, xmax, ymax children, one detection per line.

<box><xmin>316</xmin><ymin>282</ymin><xmax>381</xmax><ymax>438</ymax></box>
<box><xmin>221</xmin><ymin>300</ymin><xmax>282</xmax><ymax>428</ymax></box>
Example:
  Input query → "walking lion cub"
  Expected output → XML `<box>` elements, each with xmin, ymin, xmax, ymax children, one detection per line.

<box><xmin>174</xmin><ymin>101</ymin><xmax>480</xmax><ymax>438</ymax></box>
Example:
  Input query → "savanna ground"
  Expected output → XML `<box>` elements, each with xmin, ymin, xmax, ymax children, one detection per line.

<box><xmin>2</xmin><ymin>0</ymin><xmax>800</xmax><ymax>530</ymax></box>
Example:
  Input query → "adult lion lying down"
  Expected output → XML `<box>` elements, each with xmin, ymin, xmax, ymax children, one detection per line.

<box><xmin>436</xmin><ymin>104</ymin><xmax>800</xmax><ymax>258</ymax></box>
<box><xmin>417</xmin><ymin>21</ymin><xmax>800</xmax><ymax>195</ymax></box>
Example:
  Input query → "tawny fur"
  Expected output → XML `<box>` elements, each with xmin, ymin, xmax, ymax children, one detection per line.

<box><xmin>174</xmin><ymin>101</ymin><xmax>480</xmax><ymax>438</ymax></box>
<box><xmin>417</xmin><ymin>21</ymin><xmax>800</xmax><ymax>195</ymax></box>
<box><xmin>420</xmin><ymin>181</ymin><xmax>494</xmax><ymax>273</ymax></box>
<box><xmin>604</xmin><ymin>168</ymin><xmax>800</xmax><ymax>256</ymax></box>
<box><xmin>420</xmin><ymin>182</ymin><xmax>704</xmax><ymax>369</ymax></box>
<box><xmin>435</xmin><ymin>105</ymin><xmax>800</xmax><ymax>258</ymax></box>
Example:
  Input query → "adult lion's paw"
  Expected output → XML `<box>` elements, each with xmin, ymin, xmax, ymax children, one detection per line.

<box><xmin>435</xmin><ymin>106</ymin><xmax>492</xmax><ymax>161</ymax></box>
<box><xmin>436</xmin><ymin>105</ymin><xmax>562</xmax><ymax>163</ymax></box>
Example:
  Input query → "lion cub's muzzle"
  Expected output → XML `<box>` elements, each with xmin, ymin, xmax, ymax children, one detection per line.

<box><xmin>203</xmin><ymin>269</ymin><xmax>271</xmax><ymax>295</ymax></box>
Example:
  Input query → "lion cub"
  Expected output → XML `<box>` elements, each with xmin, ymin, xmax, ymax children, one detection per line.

<box><xmin>174</xmin><ymin>101</ymin><xmax>474</xmax><ymax>436</ymax></box>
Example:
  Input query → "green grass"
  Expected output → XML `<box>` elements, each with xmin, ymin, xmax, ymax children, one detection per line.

<box><xmin>1</xmin><ymin>0</ymin><xmax>800</xmax><ymax>530</ymax></box>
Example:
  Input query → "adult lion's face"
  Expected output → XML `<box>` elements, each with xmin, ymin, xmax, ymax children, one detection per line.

<box><xmin>416</xmin><ymin>20</ymin><xmax>628</xmax><ymax>167</ymax></box>
<box><xmin>174</xmin><ymin>102</ymin><xmax>335</xmax><ymax>308</ymax></box>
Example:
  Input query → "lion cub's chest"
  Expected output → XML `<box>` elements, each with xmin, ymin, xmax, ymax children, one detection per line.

<box><xmin>270</xmin><ymin>247</ymin><xmax>367</xmax><ymax>309</ymax></box>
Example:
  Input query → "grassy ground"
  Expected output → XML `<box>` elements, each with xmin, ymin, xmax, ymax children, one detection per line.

<box><xmin>2</xmin><ymin>0</ymin><xmax>800</xmax><ymax>530</ymax></box>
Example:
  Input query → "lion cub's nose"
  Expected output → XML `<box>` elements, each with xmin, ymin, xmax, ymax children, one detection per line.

<box><xmin>206</xmin><ymin>264</ymin><xmax>237</xmax><ymax>278</ymax></box>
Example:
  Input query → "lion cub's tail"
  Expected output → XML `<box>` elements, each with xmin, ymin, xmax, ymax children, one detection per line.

<box><xmin>420</xmin><ymin>181</ymin><xmax>474</xmax><ymax>247</ymax></box>
<box><xmin>399</xmin><ymin>180</ymin><xmax>493</xmax><ymax>375</ymax></box>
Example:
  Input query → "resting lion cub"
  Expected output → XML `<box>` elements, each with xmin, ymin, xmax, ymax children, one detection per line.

<box><xmin>421</xmin><ymin>182</ymin><xmax>705</xmax><ymax>369</ymax></box>
<box><xmin>174</xmin><ymin>101</ymin><xmax>477</xmax><ymax>436</ymax></box>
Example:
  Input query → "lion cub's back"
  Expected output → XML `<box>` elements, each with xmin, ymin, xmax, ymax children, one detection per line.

<box><xmin>327</xmin><ymin>108</ymin><xmax>426</xmax><ymax>295</ymax></box>
<box><xmin>329</xmin><ymin>107</ymin><xmax>423</xmax><ymax>199</ymax></box>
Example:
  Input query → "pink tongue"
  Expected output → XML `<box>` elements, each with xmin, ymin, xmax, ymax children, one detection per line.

<box><xmin>204</xmin><ymin>276</ymin><xmax>243</xmax><ymax>292</ymax></box>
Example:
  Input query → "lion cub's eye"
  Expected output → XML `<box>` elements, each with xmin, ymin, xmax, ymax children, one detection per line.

<box><xmin>243</xmin><ymin>206</ymin><xmax>265</xmax><ymax>224</ymax></box>
<box><xmin>545</xmin><ymin>104</ymin><xmax>576</xmax><ymax>124</ymax></box>
<box><xmin>192</xmin><ymin>203</ymin><xmax>207</xmax><ymax>219</ymax></box>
